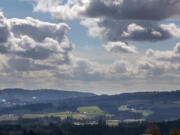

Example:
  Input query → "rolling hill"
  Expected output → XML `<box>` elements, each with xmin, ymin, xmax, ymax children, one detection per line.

<box><xmin>1</xmin><ymin>89</ymin><xmax>180</xmax><ymax>121</ymax></box>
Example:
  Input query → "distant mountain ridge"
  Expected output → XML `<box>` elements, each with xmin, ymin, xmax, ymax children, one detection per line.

<box><xmin>0</xmin><ymin>88</ymin><xmax>96</xmax><ymax>96</ymax></box>
<box><xmin>1</xmin><ymin>89</ymin><xmax>180</xmax><ymax>121</ymax></box>
<box><xmin>0</xmin><ymin>88</ymin><xmax>96</xmax><ymax>104</ymax></box>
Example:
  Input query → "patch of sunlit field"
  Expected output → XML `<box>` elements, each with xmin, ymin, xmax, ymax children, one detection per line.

<box><xmin>118</xmin><ymin>105</ymin><xmax>153</xmax><ymax>117</ymax></box>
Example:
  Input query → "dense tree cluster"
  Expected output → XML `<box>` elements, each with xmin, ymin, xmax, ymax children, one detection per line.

<box><xmin>0</xmin><ymin>118</ymin><xmax>180</xmax><ymax>135</ymax></box>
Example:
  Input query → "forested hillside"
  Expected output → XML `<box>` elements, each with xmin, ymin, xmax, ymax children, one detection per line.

<box><xmin>1</xmin><ymin>89</ymin><xmax>180</xmax><ymax>121</ymax></box>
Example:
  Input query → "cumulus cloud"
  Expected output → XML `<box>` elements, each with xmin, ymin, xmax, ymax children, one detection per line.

<box><xmin>81</xmin><ymin>19</ymin><xmax>178</xmax><ymax>42</ymax></box>
<box><xmin>32</xmin><ymin>0</ymin><xmax>89</xmax><ymax>21</ymax></box>
<box><xmin>31</xmin><ymin>0</ymin><xmax>180</xmax><ymax>21</ymax></box>
<box><xmin>27</xmin><ymin>0</ymin><xmax>180</xmax><ymax>42</ymax></box>
<box><xmin>160</xmin><ymin>23</ymin><xmax>180</xmax><ymax>38</ymax></box>
<box><xmin>0</xmin><ymin>12</ymin><xmax>73</xmax><ymax>73</ymax></box>
<box><xmin>121</xmin><ymin>23</ymin><xmax>145</xmax><ymax>37</ymax></box>
<box><xmin>83</xmin><ymin>0</ymin><xmax>180</xmax><ymax>20</ymax></box>
<box><xmin>105</xmin><ymin>41</ymin><xmax>137</xmax><ymax>54</ymax></box>
<box><xmin>68</xmin><ymin>42</ymin><xmax>180</xmax><ymax>82</ymax></box>
<box><xmin>2</xmin><ymin>1</ymin><xmax>180</xmax><ymax>93</ymax></box>
<box><xmin>9</xmin><ymin>17</ymin><xmax>70</xmax><ymax>42</ymax></box>
<box><xmin>1</xmin><ymin>10</ymin><xmax>180</xmax><ymax>83</ymax></box>
<box><xmin>133</xmin><ymin>43</ymin><xmax>180</xmax><ymax>80</ymax></box>
<box><xmin>145</xmin><ymin>43</ymin><xmax>180</xmax><ymax>63</ymax></box>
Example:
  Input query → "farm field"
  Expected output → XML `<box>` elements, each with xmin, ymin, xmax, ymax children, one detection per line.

<box><xmin>118</xmin><ymin>105</ymin><xmax>130</xmax><ymax>111</ymax></box>
<box><xmin>77</xmin><ymin>106</ymin><xmax>104</xmax><ymax>115</ymax></box>
<box><xmin>22</xmin><ymin>106</ymin><xmax>112</xmax><ymax>120</ymax></box>
<box><xmin>118</xmin><ymin>105</ymin><xmax>153</xmax><ymax>117</ymax></box>
<box><xmin>0</xmin><ymin>105</ymin><xmax>152</xmax><ymax>121</ymax></box>
<box><xmin>23</xmin><ymin>111</ymin><xmax>88</xmax><ymax>120</ymax></box>
<box><xmin>0</xmin><ymin>106</ymin><xmax>114</xmax><ymax>121</ymax></box>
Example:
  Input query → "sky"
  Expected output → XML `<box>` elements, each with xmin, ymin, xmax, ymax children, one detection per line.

<box><xmin>0</xmin><ymin>0</ymin><xmax>180</xmax><ymax>95</ymax></box>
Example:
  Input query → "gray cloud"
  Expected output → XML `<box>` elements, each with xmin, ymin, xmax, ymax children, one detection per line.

<box><xmin>10</xmin><ymin>17</ymin><xmax>70</xmax><ymax>42</ymax></box>
<box><xmin>32</xmin><ymin>0</ymin><xmax>180</xmax><ymax>21</ymax></box>
<box><xmin>137</xmin><ymin>60</ymin><xmax>167</xmax><ymax>78</ymax></box>
<box><xmin>8</xmin><ymin>57</ymin><xmax>54</xmax><ymax>72</ymax></box>
<box><xmin>0</xmin><ymin>25</ymin><xmax>9</xmax><ymax>43</ymax></box>
<box><xmin>0</xmin><ymin>13</ymin><xmax>9</xmax><ymax>43</ymax></box>
<box><xmin>0</xmin><ymin>45</ymin><xmax>8</xmax><ymax>54</ymax></box>
<box><xmin>84</xmin><ymin>0</ymin><xmax>180</xmax><ymax>20</ymax></box>
<box><xmin>82</xmin><ymin>19</ymin><xmax>174</xmax><ymax>42</ymax></box>
<box><xmin>15</xmin><ymin>46</ymin><xmax>53</xmax><ymax>60</ymax></box>
<box><xmin>30</xmin><ymin>0</ymin><xmax>180</xmax><ymax>42</ymax></box>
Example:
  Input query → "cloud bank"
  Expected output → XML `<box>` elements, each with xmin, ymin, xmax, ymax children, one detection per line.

<box><xmin>1</xmin><ymin>10</ymin><xmax>180</xmax><ymax>92</ymax></box>
<box><xmin>31</xmin><ymin>0</ymin><xmax>180</xmax><ymax>43</ymax></box>
<box><xmin>1</xmin><ymin>0</ymin><xmax>180</xmax><ymax>94</ymax></box>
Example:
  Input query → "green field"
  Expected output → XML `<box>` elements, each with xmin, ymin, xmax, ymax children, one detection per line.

<box><xmin>23</xmin><ymin>106</ymin><xmax>111</xmax><ymax>120</ymax></box>
<box><xmin>118</xmin><ymin>105</ymin><xmax>152</xmax><ymax>117</ymax></box>
<box><xmin>132</xmin><ymin>110</ymin><xmax>152</xmax><ymax>117</ymax></box>
<box><xmin>77</xmin><ymin>106</ymin><xmax>104</xmax><ymax>115</ymax></box>
<box><xmin>118</xmin><ymin>105</ymin><xmax>131</xmax><ymax>111</ymax></box>
<box><xmin>23</xmin><ymin>111</ymin><xmax>88</xmax><ymax>120</ymax></box>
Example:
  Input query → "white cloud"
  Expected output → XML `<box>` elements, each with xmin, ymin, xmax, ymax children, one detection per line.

<box><xmin>1</xmin><ymin>10</ymin><xmax>180</xmax><ymax>93</ymax></box>
<box><xmin>0</xmin><ymin>11</ymin><xmax>73</xmax><ymax>73</ymax></box>
<box><xmin>33</xmin><ymin>0</ymin><xmax>89</xmax><ymax>21</ymax></box>
<box><xmin>122</xmin><ymin>24</ymin><xmax>145</xmax><ymax>38</ymax></box>
<box><xmin>160</xmin><ymin>23</ymin><xmax>180</xmax><ymax>38</ymax></box>
<box><xmin>105</xmin><ymin>41</ymin><xmax>138</xmax><ymax>54</ymax></box>
<box><xmin>151</xmin><ymin>30</ymin><xmax>162</xmax><ymax>37</ymax></box>
<box><xmin>80</xmin><ymin>18</ymin><xmax>106</xmax><ymax>39</ymax></box>
<box><xmin>2</xmin><ymin>0</ymin><xmax>180</xmax><ymax>93</ymax></box>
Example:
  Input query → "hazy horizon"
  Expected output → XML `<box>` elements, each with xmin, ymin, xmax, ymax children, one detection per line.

<box><xmin>0</xmin><ymin>87</ymin><xmax>179</xmax><ymax>95</ymax></box>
